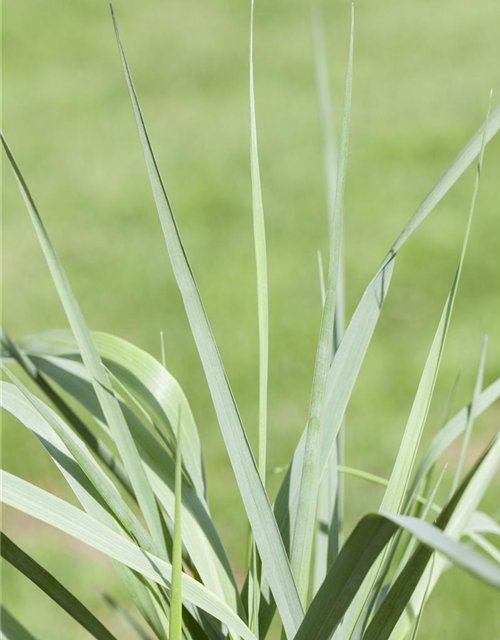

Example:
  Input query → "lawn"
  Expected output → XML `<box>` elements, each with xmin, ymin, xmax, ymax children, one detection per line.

<box><xmin>2</xmin><ymin>0</ymin><xmax>500</xmax><ymax>638</ymax></box>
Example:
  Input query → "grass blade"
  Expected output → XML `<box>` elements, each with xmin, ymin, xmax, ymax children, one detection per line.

<box><xmin>451</xmin><ymin>333</ymin><xmax>488</xmax><ymax>494</ymax></box>
<box><xmin>312</xmin><ymin>6</ymin><xmax>345</xmax><ymax>592</ymax></box>
<box><xmin>388</xmin><ymin>105</ymin><xmax>500</xmax><ymax>257</ymax></box>
<box><xmin>248</xmin><ymin>0</ymin><xmax>268</xmax><ymax>627</ymax></box>
<box><xmin>312</xmin><ymin>4</ymin><xmax>339</xmax><ymax>245</ymax></box>
<box><xmin>169</xmin><ymin>416</ymin><xmax>184</xmax><ymax>640</ymax></box>
<box><xmin>250</xmin><ymin>0</ymin><xmax>269</xmax><ymax>484</ymax></box>
<box><xmin>110</xmin><ymin>8</ymin><xmax>303</xmax><ymax>636</ymax></box>
<box><xmin>299</xmin><ymin>434</ymin><xmax>500</xmax><ymax>640</ymax></box>
<box><xmin>290</xmin><ymin>5</ymin><xmax>354</xmax><ymax>603</ymax></box>
<box><xmin>0</xmin><ymin>533</ymin><xmax>118</xmax><ymax>640</ymax></box>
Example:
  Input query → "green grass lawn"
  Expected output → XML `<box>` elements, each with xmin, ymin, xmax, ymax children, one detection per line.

<box><xmin>2</xmin><ymin>0</ymin><xmax>500</xmax><ymax>638</ymax></box>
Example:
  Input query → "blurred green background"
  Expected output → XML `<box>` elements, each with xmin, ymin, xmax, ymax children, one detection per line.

<box><xmin>2</xmin><ymin>0</ymin><xmax>500</xmax><ymax>638</ymax></box>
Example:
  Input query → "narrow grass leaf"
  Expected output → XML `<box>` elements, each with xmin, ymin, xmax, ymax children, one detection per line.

<box><xmin>312</xmin><ymin>4</ymin><xmax>338</xmax><ymax>246</ymax></box>
<box><xmin>394</xmin><ymin>464</ymin><xmax>447</xmax><ymax>577</ymax></box>
<box><xmin>312</xmin><ymin>6</ymin><xmax>345</xmax><ymax>591</ymax></box>
<box><xmin>169</xmin><ymin>415</ymin><xmax>184</xmax><ymax>640</ymax></box>
<box><xmin>290</xmin><ymin>6</ymin><xmax>354</xmax><ymax>603</ymax></box>
<box><xmin>451</xmin><ymin>333</ymin><xmax>488</xmax><ymax>494</ymax></box>
<box><xmin>407</xmin><ymin>556</ymin><xmax>435</xmax><ymax>640</ymax></box>
<box><xmin>249</xmin><ymin>0</ymin><xmax>269</xmax><ymax>484</ymax></box>
<box><xmin>388</xmin><ymin>104</ymin><xmax>500</xmax><ymax>256</ymax></box>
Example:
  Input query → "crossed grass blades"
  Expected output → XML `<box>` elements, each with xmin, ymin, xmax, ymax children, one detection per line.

<box><xmin>1</xmin><ymin>3</ymin><xmax>500</xmax><ymax>640</ymax></box>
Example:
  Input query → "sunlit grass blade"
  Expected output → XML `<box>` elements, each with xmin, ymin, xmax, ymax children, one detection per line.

<box><xmin>248</xmin><ymin>0</ymin><xmax>268</xmax><ymax>624</ymax></box>
<box><xmin>110</xmin><ymin>7</ymin><xmax>303</xmax><ymax>637</ymax></box>
<box><xmin>0</xmin><ymin>134</ymin><xmax>167</xmax><ymax>560</ymax></box>
<box><xmin>407</xmin><ymin>555</ymin><xmax>435</xmax><ymax>640</ymax></box>
<box><xmin>388</xmin><ymin>105</ymin><xmax>500</xmax><ymax>257</ymax></box>
<box><xmin>290</xmin><ymin>5</ymin><xmax>354</xmax><ymax>603</ymax></box>
<box><xmin>451</xmin><ymin>333</ymin><xmax>488</xmax><ymax>494</ymax></box>
<box><xmin>410</xmin><ymin>373</ymin><xmax>460</xmax><ymax>523</ymax></box>
<box><xmin>312</xmin><ymin>6</ymin><xmax>345</xmax><ymax>591</ymax></box>
<box><xmin>1</xmin><ymin>471</ymin><xmax>258</xmax><ymax>640</ymax></box>
<box><xmin>0</xmin><ymin>605</ymin><xmax>38</xmax><ymax>640</ymax></box>
<box><xmin>250</xmin><ymin>0</ymin><xmax>269</xmax><ymax>485</ymax></box>
<box><xmin>0</xmin><ymin>532</ymin><xmax>118</xmax><ymax>640</ymax></box>
<box><xmin>312</xmin><ymin>4</ymin><xmax>338</xmax><ymax>245</ymax></box>
<box><xmin>395</xmin><ymin>464</ymin><xmax>447</xmax><ymax>576</ymax></box>
<box><xmin>169</xmin><ymin>415</ymin><xmax>184</xmax><ymax>640</ymax></box>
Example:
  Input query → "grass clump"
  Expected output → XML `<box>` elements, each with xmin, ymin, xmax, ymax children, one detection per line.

<box><xmin>1</xmin><ymin>4</ymin><xmax>500</xmax><ymax>640</ymax></box>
